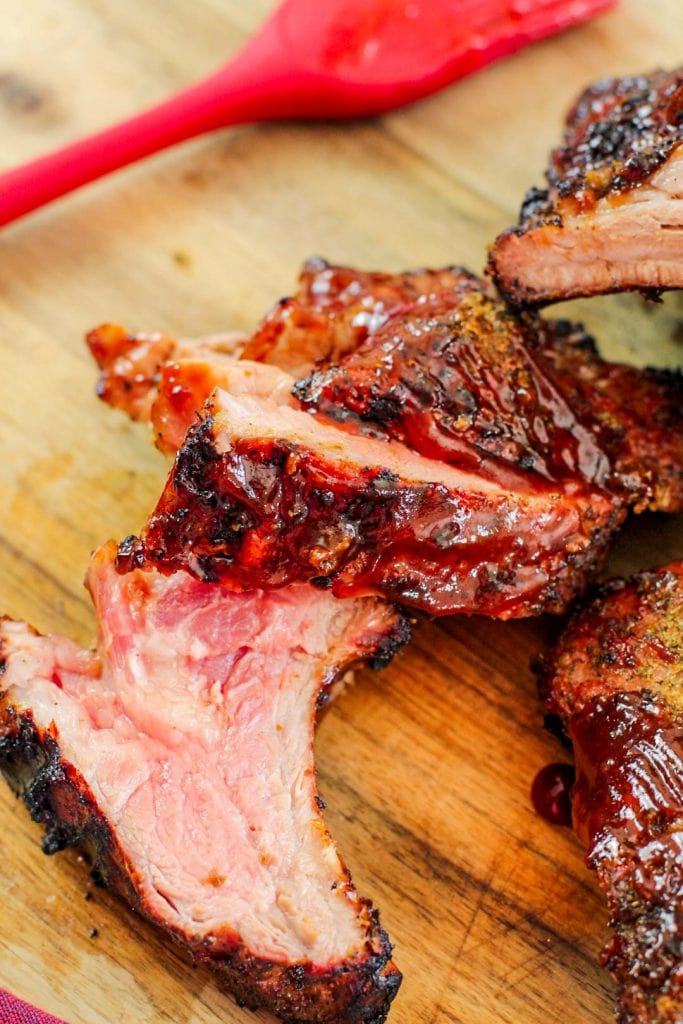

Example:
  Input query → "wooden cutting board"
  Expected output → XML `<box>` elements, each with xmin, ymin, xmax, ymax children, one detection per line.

<box><xmin>1</xmin><ymin>2</ymin><xmax>682</xmax><ymax>1022</ymax></box>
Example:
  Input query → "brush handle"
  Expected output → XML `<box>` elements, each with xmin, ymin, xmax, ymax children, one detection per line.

<box><xmin>0</xmin><ymin>46</ymin><xmax>316</xmax><ymax>228</ymax></box>
<box><xmin>0</xmin><ymin>0</ymin><xmax>617</xmax><ymax>228</ymax></box>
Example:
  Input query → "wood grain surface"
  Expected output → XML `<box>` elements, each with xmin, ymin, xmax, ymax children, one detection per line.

<box><xmin>1</xmin><ymin>3</ymin><xmax>682</xmax><ymax>1022</ymax></box>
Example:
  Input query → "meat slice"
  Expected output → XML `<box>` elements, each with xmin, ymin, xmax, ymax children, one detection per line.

<box><xmin>87</xmin><ymin>262</ymin><xmax>473</xmax><ymax>419</ymax></box>
<box><xmin>91</xmin><ymin>263</ymin><xmax>683</xmax><ymax>620</ymax></box>
<box><xmin>294</xmin><ymin>281</ymin><xmax>683</xmax><ymax>512</ymax></box>
<box><xmin>538</xmin><ymin>324</ymin><xmax>683</xmax><ymax>513</ymax></box>
<box><xmin>151</xmin><ymin>359</ymin><xmax>295</xmax><ymax>456</ymax></box>
<box><xmin>87</xmin><ymin>260</ymin><xmax>471</xmax><ymax>447</ymax></box>
<box><xmin>241</xmin><ymin>257</ymin><xmax>479</xmax><ymax>377</ymax></box>
<box><xmin>88</xmin><ymin>322</ymin><xmax>295</xmax><ymax>455</ymax></box>
<box><xmin>87</xmin><ymin>323</ymin><xmax>247</xmax><ymax>423</ymax></box>
<box><xmin>539</xmin><ymin>564</ymin><xmax>683</xmax><ymax>1023</ymax></box>
<box><xmin>0</xmin><ymin>541</ymin><xmax>406</xmax><ymax>1023</ymax></box>
<box><xmin>489</xmin><ymin>68</ymin><xmax>683</xmax><ymax>305</ymax></box>
<box><xmin>89</xmin><ymin>268</ymin><xmax>683</xmax><ymax>515</ymax></box>
<box><xmin>118</xmin><ymin>389</ymin><xmax>622</xmax><ymax>618</ymax></box>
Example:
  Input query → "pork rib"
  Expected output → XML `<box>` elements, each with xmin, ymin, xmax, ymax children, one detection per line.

<box><xmin>539</xmin><ymin>564</ymin><xmax>683</xmax><ymax>1023</ymax></box>
<box><xmin>87</xmin><ymin>323</ymin><xmax>247</xmax><ymax>425</ymax></box>
<box><xmin>87</xmin><ymin>262</ymin><xmax>472</xmax><ymax>431</ymax></box>
<box><xmin>0</xmin><ymin>542</ymin><xmax>407</xmax><ymax>1023</ymax></box>
<box><xmin>118</xmin><ymin>389</ymin><xmax>621</xmax><ymax>618</ymax></box>
<box><xmin>90</xmin><ymin>271</ymin><xmax>683</xmax><ymax>516</ymax></box>
<box><xmin>489</xmin><ymin>68</ymin><xmax>683</xmax><ymax>305</ymax></box>
<box><xmin>88</xmin><ymin>261</ymin><xmax>479</xmax><ymax>450</ymax></box>
<box><xmin>241</xmin><ymin>258</ymin><xmax>477</xmax><ymax>377</ymax></box>
<box><xmin>294</xmin><ymin>276</ymin><xmax>683</xmax><ymax>513</ymax></box>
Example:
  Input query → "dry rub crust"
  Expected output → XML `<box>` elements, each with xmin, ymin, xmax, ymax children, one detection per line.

<box><xmin>489</xmin><ymin>68</ymin><xmax>683</xmax><ymax>305</ymax></box>
<box><xmin>521</xmin><ymin>69</ymin><xmax>683</xmax><ymax>221</ymax></box>
<box><xmin>0</xmin><ymin>626</ymin><xmax>405</xmax><ymax>1024</ymax></box>
<box><xmin>539</xmin><ymin>565</ymin><xmax>683</xmax><ymax>1023</ymax></box>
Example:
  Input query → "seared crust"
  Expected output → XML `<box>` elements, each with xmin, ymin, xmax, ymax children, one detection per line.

<box><xmin>117</xmin><ymin>410</ymin><xmax>622</xmax><ymax>619</ymax></box>
<box><xmin>241</xmin><ymin>258</ymin><xmax>480</xmax><ymax>377</ymax></box>
<box><xmin>489</xmin><ymin>67</ymin><xmax>683</xmax><ymax>306</ymax></box>
<box><xmin>573</xmin><ymin>694</ymin><xmax>683</xmax><ymax>1024</ymax></box>
<box><xmin>540</xmin><ymin>563</ymin><xmax>683</xmax><ymax>720</ymax></box>
<box><xmin>537</xmin><ymin>324</ymin><xmax>683</xmax><ymax>514</ymax></box>
<box><xmin>87</xmin><ymin>324</ymin><xmax>246</xmax><ymax>425</ymax></box>
<box><xmin>520</xmin><ymin>69</ymin><xmax>683</xmax><ymax>224</ymax></box>
<box><xmin>293</xmin><ymin>277</ymin><xmax>683</xmax><ymax>513</ymax></box>
<box><xmin>539</xmin><ymin>565</ymin><xmax>683</xmax><ymax>1023</ymax></box>
<box><xmin>294</xmin><ymin>292</ymin><xmax>609</xmax><ymax>486</ymax></box>
<box><xmin>0</xmin><ymin>618</ymin><xmax>405</xmax><ymax>1024</ymax></box>
<box><xmin>87</xmin><ymin>324</ymin><xmax>178</xmax><ymax>422</ymax></box>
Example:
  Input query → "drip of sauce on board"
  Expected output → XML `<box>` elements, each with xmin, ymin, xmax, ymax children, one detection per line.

<box><xmin>531</xmin><ymin>762</ymin><xmax>575</xmax><ymax>826</ymax></box>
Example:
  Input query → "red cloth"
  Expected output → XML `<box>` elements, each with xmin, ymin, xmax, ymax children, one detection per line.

<box><xmin>0</xmin><ymin>991</ymin><xmax>66</xmax><ymax>1024</ymax></box>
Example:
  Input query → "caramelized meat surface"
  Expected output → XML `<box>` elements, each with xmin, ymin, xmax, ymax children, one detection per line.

<box><xmin>294</xmin><ymin>279</ymin><xmax>683</xmax><ymax>512</ymax></box>
<box><xmin>538</xmin><ymin>326</ymin><xmax>683</xmax><ymax>513</ymax></box>
<box><xmin>89</xmin><ymin>260</ymin><xmax>471</xmax><ymax>445</ymax></box>
<box><xmin>91</xmin><ymin>271</ymin><xmax>683</xmax><ymax>516</ymax></box>
<box><xmin>151</xmin><ymin>359</ymin><xmax>295</xmax><ymax>456</ymax></box>
<box><xmin>540</xmin><ymin>564</ymin><xmax>683</xmax><ymax>1023</ymax></box>
<box><xmin>87</xmin><ymin>323</ymin><xmax>246</xmax><ymax>424</ymax></box>
<box><xmin>119</xmin><ymin>390</ymin><xmax>621</xmax><ymax>618</ymax></box>
<box><xmin>241</xmin><ymin>257</ymin><xmax>479</xmax><ymax>377</ymax></box>
<box><xmin>88</xmin><ymin>322</ymin><xmax>295</xmax><ymax>456</ymax></box>
<box><xmin>489</xmin><ymin>68</ymin><xmax>683</xmax><ymax>304</ymax></box>
<box><xmin>90</xmin><ymin>263</ymin><xmax>683</xmax><ymax>621</ymax></box>
<box><xmin>0</xmin><ymin>542</ymin><xmax>406</xmax><ymax>1023</ymax></box>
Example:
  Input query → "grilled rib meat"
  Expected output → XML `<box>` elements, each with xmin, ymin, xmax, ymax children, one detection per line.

<box><xmin>0</xmin><ymin>542</ymin><xmax>406</xmax><ymax>1023</ymax></box>
<box><xmin>90</xmin><ymin>263</ymin><xmax>683</xmax><ymax>618</ymax></box>
<box><xmin>241</xmin><ymin>257</ymin><xmax>476</xmax><ymax>377</ymax></box>
<box><xmin>294</xmin><ymin>276</ymin><xmax>683</xmax><ymax>513</ymax></box>
<box><xmin>489</xmin><ymin>68</ymin><xmax>683</xmax><ymax>305</ymax></box>
<box><xmin>88</xmin><ymin>322</ymin><xmax>294</xmax><ymax>456</ymax></box>
<box><xmin>88</xmin><ymin>260</ymin><xmax>470</xmax><ymax>449</ymax></box>
<box><xmin>119</xmin><ymin>389</ymin><xmax>620</xmax><ymax>618</ymax></box>
<box><xmin>150</xmin><ymin>359</ymin><xmax>295</xmax><ymax>456</ymax></box>
<box><xmin>91</xmin><ymin>269</ymin><xmax>683</xmax><ymax>515</ymax></box>
<box><xmin>539</xmin><ymin>564</ymin><xmax>683</xmax><ymax>1023</ymax></box>
<box><xmin>87</xmin><ymin>323</ymin><xmax>247</xmax><ymax>425</ymax></box>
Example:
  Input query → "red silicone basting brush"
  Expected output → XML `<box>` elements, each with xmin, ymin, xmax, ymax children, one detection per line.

<box><xmin>0</xmin><ymin>0</ymin><xmax>616</xmax><ymax>227</ymax></box>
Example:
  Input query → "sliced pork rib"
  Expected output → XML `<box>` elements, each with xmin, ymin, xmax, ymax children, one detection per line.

<box><xmin>0</xmin><ymin>541</ymin><xmax>407</xmax><ymax>1023</ymax></box>
<box><xmin>294</xmin><ymin>277</ymin><xmax>683</xmax><ymax>513</ymax></box>
<box><xmin>88</xmin><ymin>260</ymin><xmax>470</xmax><ymax>448</ymax></box>
<box><xmin>90</xmin><ymin>263</ymin><xmax>683</xmax><ymax>620</ymax></box>
<box><xmin>489</xmin><ymin>68</ymin><xmax>683</xmax><ymax>304</ymax></box>
<box><xmin>241</xmin><ymin>257</ymin><xmax>477</xmax><ymax>377</ymax></box>
<box><xmin>90</xmin><ymin>266</ymin><xmax>683</xmax><ymax>515</ymax></box>
<box><xmin>88</xmin><ymin>322</ymin><xmax>294</xmax><ymax>456</ymax></box>
<box><xmin>118</xmin><ymin>389</ymin><xmax>621</xmax><ymax>618</ymax></box>
<box><xmin>89</xmin><ymin>261</ymin><xmax>473</xmax><ymax>422</ymax></box>
<box><xmin>151</xmin><ymin>359</ymin><xmax>295</xmax><ymax>456</ymax></box>
<box><xmin>87</xmin><ymin>323</ymin><xmax>247</xmax><ymax>424</ymax></box>
<box><xmin>539</xmin><ymin>565</ymin><xmax>683</xmax><ymax>1023</ymax></box>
